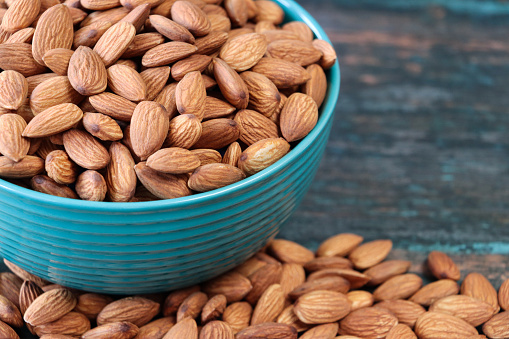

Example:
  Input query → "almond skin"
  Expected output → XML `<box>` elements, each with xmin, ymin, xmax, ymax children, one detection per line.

<box><xmin>83</xmin><ymin>112</ymin><xmax>123</xmax><ymax>141</ymax></box>
<box><xmin>45</xmin><ymin>150</ymin><xmax>78</xmax><ymax>185</ymax></box>
<box><xmin>268</xmin><ymin>239</ymin><xmax>314</xmax><ymax>266</ymax></box>
<box><xmin>0</xmin><ymin>114</ymin><xmax>30</xmax><ymax>162</ymax></box>
<box><xmin>282</xmin><ymin>21</ymin><xmax>314</xmax><ymax>42</ymax></box>
<box><xmin>73</xmin><ymin>21</ymin><xmax>112</xmax><ymax>49</ymax></box>
<box><xmin>97</xmin><ymin>297</ymin><xmax>160</xmax><ymax>327</ymax></box>
<box><xmin>121</xmin><ymin>32</ymin><xmax>165</xmax><ymax>59</ymax></box>
<box><xmin>0</xmin><ymin>155</ymin><xmax>44</xmax><ymax>178</ymax></box>
<box><xmin>81</xmin><ymin>321</ymin><xmax>139</xmax><ymax>339</ymax></box>
<box><xmin>347</xmin><ymin>290</ymin><xmax>374</xmax><ymax>311</ymax></box>
<box><xmin>106</xmin><ymin>142</ymin><xmax>136</xmax><ymax>202</ymax></box>
<box><xmin>0</xmin><ymin>70</ymin><xmax>28</xmax><ymax>110</ymax></box>
<box><xmin>213</xmin><ymin>57</ymin><xmax>249</xmax><ymax>109</ymax></box>
<box><xmin>147</xmin><ymin>147</ymin><xmax>201</xmax><ymax>174</ymax></box>
<box><xmin>34</xmin><ymin>312</ymin><xmax>90</xmax><ymax>337</ymax></box>
<box><xmin>219</xmin><ymin>33</ymin><xmax>267</xmax><ymax>71</ymax></box>
<box><xmin>294</xmin><ymin>290</ymin><xmax>351</xmax><ymax>324</ymax></box>
<box><xmin>68</xmin><ymin>46</ymin><xmax>107</xmax><ymax>96</ymax></box>
<box><xmin>289</xmin><ymin>277</ymin><xmax>350</xmax><ymax>300</ymax></box>
<box><xmin>482</xmin><ymin>311</ymin><xmax>509</xmax><ymax>339</ymax></box>
<box><xmin>142</xmin><ymin>41</ymin><xmax>198</xmax><ymax>67</ymax></box>
<box><xmin>427</xmin><ymin>251</ymin><xmax>461</xmax><ymax>281</ymax></box>
<box><xmin>429</xmin><ymin>294</ymin><xmax>495</xmax><ymax>327</ymax></box>
<box><xmin>191</xmin><ymin>148</ymin><xmax>222</xmax><ymax>165</ymax></box>
<box><xmin>0</xmin><ymin>295</ymin><xmax>22</xmax><ymax>328</ymax></box>
<box><xmin>130</xmin><ymin>101</ymin><xmax>169</xmax><ymax>160</ymax></box>
<box><xmin>304</xmin><ymin>257</ymin><xmax>353</xmax><ymax>272</ymax></box>
<box><xmin>312</xmin><ymin>39</ymin><xmax>337</xmax><ymax>69</ymax></box>
<box><xmin>165</xmin><ymin>114</ymin><xmax>203</xmax><ymax>149</ymax></box>
<box><xmin>201</xmin><ymin>294</ymin><xmax>227</xmax><ymax>324</ymax></box>
<box><xmin>316</xmin><ymin>233</ymin><xmax>364</xmax><ymax>257</ymax></box>
<box><xmin>22</xmin><ymin>103</ymin><xmax>83</xmax><ymax>138</ymax></box>
<box><xmin>135</xmin><ymin>162</ymin><xmax>192</xmax><ymax>199</ymax></box>
<box><xmin>280</xmin><ymin>92</ymin><xmax>318</xmax><ymax>143</ymax></box>
<box><xmin>307</xmin><ymin>268</ymin><xmax>370</xmax><ymax>289</ymax></box>
<box><xmin>188</xmin><ymin>163</ymin><xmax>246</xmax><ymax>192</ymax></box>
<box><xmin>374</xmin><ymin>299</ymin><xmax>426</xmax><ymax>328</ymax></box>
<box><xmin>192</xmin><ymin>118</ymin><xmax>240</xmax><ymax>150</ymax></box>
<box><xmin>373</xmin><ymin>273</ymin><xmax>423</xmax><ymax>301</ymax></box>
<box><xmin>24</xmin><ymin>289</ymin><xmax>77</xmax><ymax>326</ymax></box>
<box><xmin>0</xmin><ymin>321</ymin><xmax>19</xmax><ymax>339</ymax></box>
<box><xmin>300</xmin><ymin>323</ymin><xmax>339</xmax><ymax>339</ymax></box>
<box><xmin>222</xmin><ymin>141</ymin><xmax>242</xmax><ymax>167</ymax></box>
<box><xmin>171</xmin><ymin>54</ymin><xmax>212</xmax><ymax>81</ymax></box>
<box><xmin>42</xmin><ymin>48</ymin><xmax>74</xmax><ymax>76</ymax></box>
<box><xmin>89</xmin><ymin>92</ymin><xmax>137</xmax><ymax>122</ymax></box>
<box><xmin>348</xmin><ymin>239</ymin><xmax>393</xmax><ymax>270</ymax></box>
<box><xmin>245</xmin><ymin>263</ymin><xmax>283</xmax><ymax>306</ymax></box>
<box><xmin>140</xmin><ymin>66</ymin><xmax>171</xmax><ymax>101</ymax></box>
<box><xmin>302</xmin><ymin>64</ymin><xmax>327</xmax><ymax>108</ymax></box>
<box><xmin>252</xmin><ymin>58</ymin><xmax>310</xmax><ymax>89</ymax></box>
<box><xmin>63</xmin><ymin>129</ymin><xmax>110</xmax><ymax>170</ymax></box>
<box><xmin>499</xmin><ymin>278</ymin><xmax>509</xmax><ymax>311</ymax></box>
<box><xmin>386</xmin><ymin>324</ymin><xmax>417</xmax><ymax>339</ymax></box>
<box><xmin>93</xmin><ymin>21</ymin><xmax>136</xmax><ymax>67</ymax></box>
<box><xmin>202</xmin><ymin>272</ymin><xmax>252</xmax><ymax>303</ymax></box>
<box><xmin>339</xmin><ymin>307</ymin><xmax>398</xmax><ymax>338</ymax></box>
<box><xmin>236</xmin><ymin>323</ymin><xmax>297</xmax><ymax>339</ymax></box>
<box><xmin>234</xmin><ymin>109</ymin><xmax>279</xmax><ymax>146</ymax></box>
<box><xmin>238</xmin><ymin>138</ymin><xmax>290</xmax><ymax>176</ymax></box>
<box><xmin>250</xmin><ymin>284</ymin><xmax>285</xmax><ymax>325</ymax></box>
<box><xmin>75</xmin><ymin>170</ymin><xmax>107</xmax><ymax>201</ymax></box>
<box><xmin>163</xmin><ymin>286</ymin><xmax>201</xmax><ymax>317</ymax></box>
<box><xmin>149</xmin><ymin>14</ymin><xmax>195</xmax><ymax>43</ymax></box>
<box><xmin>240</xmin><ymin>71</ymin><xmax>281</xmax><ymax>118</ymax></box>
<box><xmin>176</xmin><ymin>71</ymin><xmax>206</xmax><ymax>120</ymax></box>
<box><xmin>6</xmin><ymin>27</ymin><xmax>35</xmax><ymax>44</ymax></box>
<box><xmin>222</xmin><ymin>302</ymin><xmax>252</xmax><ymax>334</ymax></box>
<box><xmin>279</xmin><ymin>263</ymin><xmax>306</xmax><ymax>300</ymax></box>
<box><xmin>32</xmin><ymin>4</ymin><xmax>74</xmax><ymax>66</ymax></box>
<box><xmin>31</xmin><ymin>174</ymin><xmax>79</xmax><ymax>199</ymax></box>
<box><xmin>364</xmin><ymin>260</ymin><xmax>411</xmax><ymax>286</ymax></box>
<box><xmin>136</xmin><ymin>317</ymin><xmax>176</xmax><ymax>339</ymax></box>
<box><xmin>267</xmin><ymin>39</ymin><xmax>322</xmax><ymax>66</ymax></box>
<box><xmin>29</xmin><ymin>76</ymin><xmax>84</xmax><ymax>115</ymax></box>
<box><xmin>1</xmin><ymin>0</ymin><xmax>40</xmax><ymax>33</ymax></box>
<box><xmin>409</xmin><ymin>279</ymin><xmax>460</xmax><ymax>307</ymax></box>
<box><xmin>170</xmin><ymin>0</ymin><xmax>211</xmax><ymax>37</ymax></box>
<box><xmin>107</xmin><ymin>64</ymin><xmax>147</xmax><ymax>102</ymax></box>
<box><xmin>224</xmin><ymin>0</ymin><xmax>248</xmax><ymax>27</ymax></box>
<box><xmin>254</xmin><ymin>0</ymin><xmax>284</xmax><ymax>24</ymax></box>
<box><xmin>162</xmin><ymin>317</ymin><xmax>197</xmax><ymax>339</ymax></box>
<box><xmin>0</xmin><ymin>43</ymin><xmax>47</xmax><ymax>77</ymax></box>
<box><xmin>176</xmin><ymin>292</ymin><xmax>208</xmax><ymax>322</ymax></box>
<box><xmin>74</xmin><ymin>293</ymin><xmax>114</xmax><ymax>320</ymax></box>
<box><xmin>414</xmin><ymin>312</ymin><xmax>478</xmax><ymax>339</ymax></box>
<box><xmin>194</xmin><ymin>30</ymin><xmax>229</xmax><ymax>55</ymax></box>
<box><xmin>199</xmin><ymin>320</ymin><xmax>234</xmax><ymax>339</ymax></box>
<box><xmin>460</xmin><ymin>272</ymin><xmax>500</xmax><ymax>313</ymax></box>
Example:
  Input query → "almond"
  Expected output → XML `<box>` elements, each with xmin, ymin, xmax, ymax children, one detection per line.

<box><xmin>414</xmin><ymin>311</ymin><xmax>478</xmax><ymax>339</ymax></box>
<box><xmin>364</xmin><ymin>260</ymin><xmax>411</xmax><ymax>286</ymax></box>
<box><xmin>190</xmin><ymin>148</ymin><xmax>222</xmax><ymax>165</ymax></box>
<box><xmin>252</xmin><ymin>58</ymin><xmax>310</xmax><ymax>89</ymax></box>
<box><xmin>93</xmin><ymin>21</ymin><xmax>136</xmax><ymax>67</ymax></box>
<box><xmin>0</xmin><ymin>321</ymin><xmax>18</xmax><ymax>339</ymax></box>
<box><xmin>251</xmin><ymin>284</ymin><xmax>285</xmax><ymax>325</ymax></box>
<box><xmin>4</xmin><ymin>260</ymin><xmax>48</xmax><ymax>288</ymax></box>
<box><xmin>34</xmin><ymin>312</ymin><xmax>90</xmax><ymax>337</ymax></box>
<box><xmin>149</xmin><ymin>14</ymin><xmax>194</xmax><ymax>43</ymax></box>
<box><xmin>136</xmin><ymin>317</ymin><xmax>175</xmax><ymax>339</ymax></box>
<box><xmin>267</xmin><ymin>40</ymin><xmax>322</xmax><ymax>66</ymax></box>
<box><xmin>429</xmin><ymin>294</ymin><xmax>495</xmax><ymax>327</ymax></box>
<box><xmin>0</xmin><ymin>155</ymin><xmax>44</xmax><ymax>178</ymax></box>
<box><xmin>373</xmin><ymin>273</ymin><xmax>423</xmax><ymax>301</ymax></box>
<box><xmin>240</xmin><ymin>71</ymin><xmax>281</xmax><ymax>118</ymax></box>
<box><xmin>0</xmin><ymin>43</ymin><xmax>47</xmax><ymax>77</ymax></box>
<box><xmin>224</xmin><ymin>0</ymin><xmax>248</xmax><ymax>27</ymax></box>
<box><xmin>155</xmin><ymin>83</ymin><xmax>178</xmax><ymax>117</ymax></box>
<box><xmin>163</xmin><ymin>286</ymin><xmax>201</xmax><ymax>316</ymax></box>
<box><xmin>262</xmin><ymin>29</ymin><xmax>300</xmax><ymax>43</ymax></box>
<box><xmin>254</xmin><ymin>0</ymin><xmax>284</xmax><ymax>24</ymax></box>
<box><xmin>104</xmin><ymin>142</ymin><xmax>135</xmax><ymax>201</ymax></box>
<box><xmin>23</xmin><ymin>103</ymin><xmax>83</xmax><ymax>138</ymax></box>
<box><xmin>120</xmin><ymin>3</ymin><xmax>150</xmax><ymax>32</ymax></box>
<box><xmin>83</xmin><ymin>112</ymin><xmax>123</xmax><ymax>141</ymax></box>
<box><xmin>188</xmin><ymin>162</ymin><xmax>246</xmax><ymax>192</ymax></box>
<box><xmin>427</xmin><ymin>251</ymin><xmax>461</xmax><ymax>281</ymax></box>
<box><xmin>140</xmin><ymin>66</ymin><xmax>171</xmax><ymax>101</ymax></box>
<box><xmin>0</xmin><ymin>295</ymin><xmax>22</xmax><ymax>328</ymax></box>
<box><xmin>348</xmin><ymin>239</ymin><xmax>392</xmax><ymax>270</ymax></box>
<box><xmin>222</xmin><ymin>141</ymin><xmax>242</xmax><ymax>167</ymax></box>
<box><xmin>121</xmin><ymin>32</ymin><xmax>165</xmax><ymax>59</ymax></box>
<box><xmin>19</xmin><ymin>280</ymin><xmax>43</xmax><ymax>334</ymax></box>
<box><xmin>45</xmin><ymin>150</ymin><xmax>77</xmax><ymax>185</ymax></box>
<box><xmin>30</xmin><ymin>76</ymin><xmax>83</xmax><ymax>115</ymax></box>
<box><xmin>1</xmin><ymin>0</ymin><xmax>40</xmax><ymax>33</ymax></box>
<box><xmin>289</xmin><ymin>277</ymin><xmax>350</xmax><ymax>300</ymax></box>
<box><xmin>42</xmin><ymin>48</ymin><xmax>74</xmax><ymax>76</ymax></box>
<box><xmin>199</xmin><ymin>320</ymin><xmax>234</xmax><ymax>339</ymax></box>
<box><xmin>162</xmin><ymin>317</ymin><xmax>197</xmax><ymax>339</ymax></box>
<box><xmin>192</xmin><ymin>118</ymin><xmax>240</xmax><ymax>149</ymax></box>
<box><xmin>208</xmin><ymin>14</ymin><xmax>231</xmax><ymax>32</ymax></box>
<box><xmin>0</xmin><ymin>114</ymin><xmax>30</xmax><ymax>162</ymax></box>
<box><xmin>339</xmin><ymin>307</ymin><xmax>397</xmax><ymax>338</ymax></box>
<box><xmin>374</xmin><ymin>299</ymin><xmax>426</xmax><ymax>328</ymax></box>
<box><xmin>107</xmin><ymin>64</ymin><xmax>147</xmax><ymax>101</ymax></box>
<box><xmin>75</xmin><ymin>170</ymin><xmax>107</xmax><ymax>201</ymax></box>
<box><xmin>236</xmin><ymin>323</ymin><xmax>297</xmax><ymax>339</ymax></box>
<box><xmin>81</xmin><ymin>0</ymin><xmax>120</xmax><ymax>10</ymax></box>
<box><xmin>304</xmin><ymin>257</ymin><xmax>353</xmax><ymax>272</ymax></box>
<box><xmin>201</xmin><ymin>294</ymin><xmax>227</xmax><ymax>324</ymax></box>
<box><xmin>26</xmin><ymin>73</ymin><xmax>59</xmax><ymax>96</ymax></box>
<box><xmin>234</xmin><ymin>109</ymin><xmax>279</xmax><ymax>146</ymax></box>
<box><xmin>32</xmin><ymin>4</ymin><xmax>74</xmax><ymax>65</ymax></box>
<box><xmin>219</xmin><ymin>33</ymin><xmax>267</xmax><ymax>71</ymax></box>
<box><xmin>194</xmin><ymin>30</ymin><xmax>228</xmax><ymax>55</ymax></box>
<box><xmin>170</xmin><ymin>0</ymin><xmax>211</xmax><ymax>36</ymax></box>
<box><xmin>89</xmin><ymin>92</ymin><xmax>137</xmax><ymax>122</ymax></box>
<box><xmin>80</xmin><ymin>6</ymin><xmax>129</xmax><ymax>28</ymax></box>
<box><xmin>312</xmin><ymin>39</ymin><xmax>337</xmax><ymax>69</ymax></box>
<box><xmin>74</xmin><ymin>293</ymin><xmax>114</xmax><ymax>320</ymax></box>
<box><xmin>222</xmin><ymin>302</ymin><xmax>252</xmax><ymax>334</ymax></box>
<box><xmin>73</xmin><ymin>21</ymin><xmax>112</xmax><ymax>49</ymax></box>
<box><xmin>238</xmin><ymin>137</ymin><xmax>290</xmax><ymax>176</ymax></box>
<box><xmin>176</xmin><ymin>292</ymin><xmax>208</xmax><ymax>322</ymax></box>
<box><xmin>294</xmin><ymin>290</ymin><xmax>350</xmax><ymax>324</ymax></box>
<box><xmin>31</xmin><ymin>174</ymin><xmax>78</xmax><ymax>198</ymax></box>
<box><xmin>280</xmin><ymin>92</ymin><xmax>318</xmax><ymax>143</ymax></box>
<box><xmin>255</xmin><ymin>20</ymin><xmax>276</xmax><ymax>34</ymax></box>
<box><xmin>171</xmin><ymin>54</ymin><xmax>212</xmax><ymax>81</ymax></box>
<box><xmin>282</xmin><ymin>22</ymin><xmax>314</xmax><ymax>42</ymax></box>
<box><xmin>317</xmin><ymin>234</ymin><xmax>364</xmax><ymax>257</ymax></box>
<box><xmin>0</xmin><ymin>71</ymin><xmax>28</xmax><ymax>110</ymax></box>
<box><xmin>97</xmin><ymin>297</ymin><xmax>160</xmax><ymax>327</ymax></box>
<box><xmin>142</xmin><ymin>41</ymin><xmax>197</xmax><ymax>67</ymax></box>
<box><xmin>165</xmin><ymin>114</ymin><xmax>202</xmax><ymax>149</ymax></box>
<box><xmin>81</xmin><ymin>321</ymin><xmax>139</xmax><ymax>339</ymax></box>
<box><xmin>308</xmin><ymin>268</ymin><xmax>370</xmax><ymax>289</ymax></box>
<box><xmin>0</xmin><ymin>273</ymin><xmax>22</xmax><ymax>309</ymax></box>
<box><xmin>482</xmin><ymin>310</ymin><xmax>509</xmax><ymax>339</ymax></box>
<box><xmin>147</xmin><ymin>147</ymin><xmax>200</xmax><ymax>174</ymax></box>
<box><xmin>300</xmin><ymin>323</ymin><xmax>339</xmax><ymax>339</ymax></box>
<box><xmin>347</xmin><ymin>290</ymin><xmax>374</xmax><ymax>311</ymax></box>
<box><xmin>202</xmin><ymin>272</ymin><xmax>252</xmax><ymax>303</ymax></box>
<box><xmin>461</xmin><ymin>272</ymin><xmax>499</xmax><ymax>312</ymax></box>
<box><xmin>130</xmin><ymin>101</ymin><xmax>169</xmax><ymax>160</ymax></box>
<box><xmin>279</xmin><ymin>263</ymin><xmax>306</xmax><ymax>300</ymax></box>
<box><xmin>5</xmin><ymin>27</ymin><xmax>35</xmax><ymax>44</ymax></box>
<box><xmin>302</xmin><ymin>64</ymin><xmax>327</xmax><ymax>108</ymax></box>
<box><xmin>120</xmin><ymin>0</ymin><xmax>164</xmax><ymax>11</ymax></box>
<box><xmin>68</xmin><ymin>46</ymin><xmax>107</xmax><ymax>96</ymax></box>
<box><xmin>135</xmin><ymin>162</ymin><xmax>191</xmax><ymax>198</ymax></box>
<box><xmin>176</xmin><ymin>71</ymin><xmax>206</xmax><ymax>120</ymax></box>
<box><xmin>63</xmin><ymin>129</ymin><xmax>110</xmax><ymax>170</ymax></box>
<box><xmin>212</xmin><ymin>57</ymin><xmax>249</xmax><ymax>109</ymax></box>
<box><xmin>24</xmin><ymin>289</ymin><xmax>76</xmax><ymax>326</ymax></box>
<box><xmin>267</xmin><ymin>239</ymin><xmax>314</xmax><ymax>266</ymax></box>
<box><xmin>386</xmin><ymin>324</ymin><xmax>417</xmax><ymax>339</ymax></box>
<box><xmin>409</xmin><ymin>279</ymin><xmax>460</xmax><ymax>306</ymax></box>
<box><xmin>245</xmin><ymin>263</ymin><xmax>283</xmax><ymax>306</ymax></box>
<box><xmin>499</xmin><ymin>278</ymin><xmax>509</xmax><ymax>311</ymax></box>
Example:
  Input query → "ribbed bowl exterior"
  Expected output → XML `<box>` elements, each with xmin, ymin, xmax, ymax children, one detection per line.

<box><xmin>0</xmin><ymin>0</ymin><xmax>340</xmax><ymax>294</ymax></box>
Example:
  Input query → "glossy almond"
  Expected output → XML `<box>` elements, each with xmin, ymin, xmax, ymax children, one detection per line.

<box><xmin>364</xmin><ymin>260</ymin><xmax>411</xmax><ymax>286</ymax></box>
<box><xmin>219</xmin><ymin>33</ymin><xmax>267</xmax><ymax>71</ymax></box>
<box><xmin>0</xmin><ymin>114</ymin><xmax>30</xmax><ymax>162</ymax></box>
<box><xmin>188</xmin><ymin>163</ymin><xmax>245</xmax><ymax>192</ymax></box>
<box><xmin>130</xmin><ymin>101</ymin><xmax>169</xmax><ymax>160</ymax></box>
<box><xmin>236</xmin><ymin>323</ymin><xmax>297</xmax><ymax>339</ymax></box>
<box><xmin>89</xmin><ymin>92</ymin><xmax>137</xmax><ymax>122</ymax></box>
<box><xmin>23</xmin><ymin>103</ymin><xmax>83</xmax><ymax>138</ymax></box>
<box><xmin>93</xmin><ymin>21</ymin><xmax>136</xmax><ymax>67</ymax></box>
<box><xmin>30</xmin><ymin>76</ymin><xmax>83</xmax><ymax>115</ymax></box>
<box><xmin>32</xmin><ymin>5</ymin><xmax>74</xmax><ymax>66</ymax></box>
<box><xmin>0</xmin><ymin>71</ymin><xmax>28</xmax><ymax>110</ymax></box>
<box><xmin>251</xmin><ymin>284</ymin><xmax>285</xmax><ymax>325</ymax></box>
<box><xmin>427</xmin><ymin>251</ymin><xmax>461</xmax><ymax>281</ymax></box>
<box><xmin>0</xmin><ymin>155</ymin><xmax>44</xmax><ymax>178</ymax></box>
<box><xmin>213</xmin><ymin>58</ymin><xmax>249</xmax><ymax>109</ymax></box>
<box><xmin>222</xmin><ymin>302</ymin><xmax>252</xmax><ymax>334</ymax></box>
<box><xmin>97</xmin><ymin>297</ymin><xmax>160</xmax><ymax>327</ymax></box>
<box><xmin>42</xmin><ymin>48</ymin><xmax>73</xmax><ymax>76</ymax></box>
<box><xmin>375</xmin><ymin>299</ymin><xmax>426</xmax><ymax>328</ymax></box>
<box><xmin>294</xmin><ymin>290</ymin><xmax>351</xmax><ymax>324</ymax></box>
<box><xmin>63</xmin><ymin>129</ymin><xmax>110</xmax><ymax>170</ymax></box>
<box><xmin>107</xmin><ymin>64</ymin><xmax>147</xmax><ymax>102</ymax></box>
<box><xmin>170</xmin><ymin>0</ymin><xmax>211</xmax><ymax>36</ymax></box>
<box><xmin>45</xmin><ymin>150</ymin><xmax>77</xmax><ymax>185</ymax></box>
<box><xmin>252</xmin><ymin>58</ymin><xmax>310</xmax><ymax>89</ymax></box>
<box><xmin>192</xmin><ymin>118</ymin><xmax>240</xmax><ymax>149</ymax></box>
<box><xmin>142</xmin><ymin>41</ymin><xmax>197</xmax><ymax>67</ymax></box>
<box><xmin>460</xmin><ymin>272</ymin><xmax>499</xmax><ymax>313</ymax></box>
<box><xmin>238</xmin><ymin>138</ymin><xmax>290</xmax><ymax>176</ymax></box>
<box><xmin>414</xmin><ymin>311</ymin><xmax>478</xmax><ymax>339</ymax></box>
<box><xmin>482</xmin><ymin>311</ymin><xmax>509</xmax><ymax>339</ymax></box>
<box><xmin>280</xmin><ymin>92</ymin><xmax>318</xmax><ymax>143</ymax></box>
<box><xmin>1</xmin><ymin>0</ymin><xmax>40</xmax><ymax>33</ymax></box>
<box><xmin>339</xmin><ymin>307</ymin><xmax>398</xmax><ymax>338</ymax></box>
<box><xmin>410</xmin><ymin>279</ymin><xmax>460</xmax><ymax>306</ymax></box>
<box><xmin>240</xmin><ymin>71</ymin><xmax>281</xmax><ymax>118</ymax></box>
<box><xmin>68</xmin><ymin>46</ymin><xmax>107</xmax><ymax>96</ymax></box>
<box><xmin>0</xmin><ymin>43</ymin><xmax>47</xmax><ymax>77</ymax></box>
<box><xmin>224</xmin><ymin>0</ymin><xmax>248</xmax><ymax>26</ymax></box>
<box><xmin>24</xmin><ymin>289</ymin><xmax>76</xmax><ymax>326</ymax></box>
<box><xmin>81</xmin><ymin>321</ymin><xmax>139</xmax><ymax>339</ymax></box>
<box><xmin>348</xmin><ymin>239</ymin><xmax>392</xmax><ymax>270</ymax></box>
<box><xmin>176</xmin><ymin>71</ymin><xmax>206</xmax><ymax>120</ymax></box>
<box><xmin>202</xmin><ymin>272</ymin><xmax>252</xmax><ymax>303</ymax></box>
<box><xmin>373</xmin><ymin>274</ymin><xmax>423</xmax><ymax>301</ymax></box>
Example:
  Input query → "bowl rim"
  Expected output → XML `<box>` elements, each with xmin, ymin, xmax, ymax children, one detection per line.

<box><xmin>0</xmin><ymin>0</ymin><xmax>341</xmax><ymax>213</ymax></box>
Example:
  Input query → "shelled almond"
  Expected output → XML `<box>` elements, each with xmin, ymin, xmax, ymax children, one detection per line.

<box><xmin>1</xmin><ymin>233</ymin><xmax>508</xmax><ymax>338</ymax></box>
<box><xmin>0</xmin><ymin>0</ymin><xmax>338</xmax><ymax>202</ymax></box>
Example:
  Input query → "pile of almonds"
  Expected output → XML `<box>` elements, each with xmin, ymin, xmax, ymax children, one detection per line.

<box><xmin>0</xmin><ymin>233</ymin><xmax>508</xmax><ymax>338</ymax></box>
<box><xmin>0</xmin><ymin>0</ymin><xmax>337</xmax><ymax>202</ymax></box>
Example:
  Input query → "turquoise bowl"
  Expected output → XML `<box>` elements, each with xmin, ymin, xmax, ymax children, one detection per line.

<box><xmin>0</xmin><ymin>0</ymin><xmax>340</xmax><ymax>294</ymax></box>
